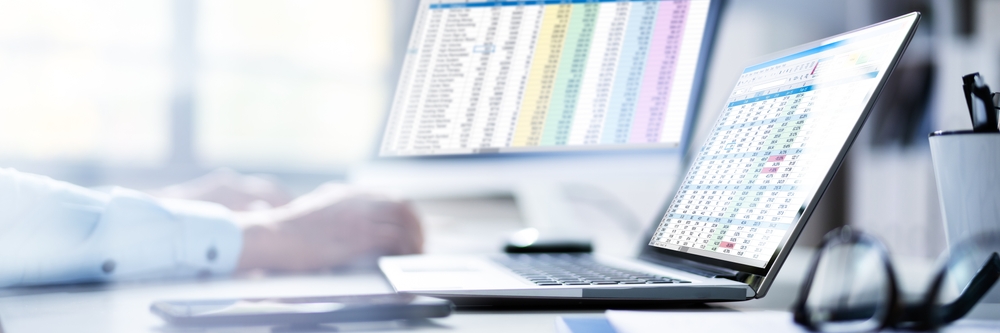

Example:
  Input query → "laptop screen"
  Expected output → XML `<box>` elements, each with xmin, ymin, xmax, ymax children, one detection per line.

<box><xmin>647</xmin><ymin>14</ymin><xmax>918</xmax><ymax>269</ymax></box>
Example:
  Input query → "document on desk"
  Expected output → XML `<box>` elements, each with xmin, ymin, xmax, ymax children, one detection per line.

<box><xmin>604</xmin><ymin>310</ymin><xmax>1000</xmax><ymax>333</ymax></box>
<box><xmin>606</xmin><ymin>310</ymin><xmax>804</xmax><ymax>333</ymax></box>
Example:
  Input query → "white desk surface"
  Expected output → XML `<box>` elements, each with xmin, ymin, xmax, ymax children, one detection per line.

<box><xmin>2</xmin><ymin>197</ymin><xmax>998</xmax><ymax>332</ymax></box>
<box><xmin>2</xmin><ymin>248</ymin><xmax>996</xmax><ymax>333</ymax></box>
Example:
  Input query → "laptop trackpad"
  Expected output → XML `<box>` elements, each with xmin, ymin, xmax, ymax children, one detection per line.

<box><xmin>399</xmin><ymin>264</ymin><xmax>479</xmax><ymax>273</ymax></box>
<box><xmin>384</xmin><ymin>257</ymin><xmax>523</xmax><ymax>290</ymax></box>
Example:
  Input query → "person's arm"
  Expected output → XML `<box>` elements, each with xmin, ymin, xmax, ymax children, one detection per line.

<box><xmin>147</xmin><ymin>171</ymin><xmax>424</xmax><ymax>272</ymax></box>
<box><xmin>0</xmin><ymin>168</ymin><xmax>241</xmax><ymax>287</ymax></box>
<box><xmin>233</xmin><ymin>183</ymin><xmax>423</xmax><ymax>272</ymax></box>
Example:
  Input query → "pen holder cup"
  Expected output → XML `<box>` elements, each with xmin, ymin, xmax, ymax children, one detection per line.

<box><xmin>929</xmin><ymin>131</ymin><xmax>1000</xmax><ymax>247</ymax></box>
<box><xmin>931</xmin><ymin>131</ymin><xmax>1000</xmax><ymax>305</ymax></box>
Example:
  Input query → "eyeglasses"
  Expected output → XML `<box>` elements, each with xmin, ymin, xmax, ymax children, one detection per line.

<box><xmin>792</xmin><ymin>227</ymin><xmax>1000</xmax><ymax>332</ymax></box>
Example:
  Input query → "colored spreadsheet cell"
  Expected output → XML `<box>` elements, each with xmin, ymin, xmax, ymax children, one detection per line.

<box><xmin>380</xmin><ymin>0</ymin><xmax>712</xmax><ymax>156</ymax></box>
<box><xmin>649</xmin><ymin>22</ymin><xmax>906</xmax><ymax>267</ymax></box>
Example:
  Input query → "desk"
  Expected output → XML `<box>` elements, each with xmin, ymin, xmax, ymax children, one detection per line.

<box><xmin>2</xmin><ymin>196</ymin><xmax>998</xmax><ymax>333</ymax></box>
<box><xmin>0</xmin><ymin>272</ymin><xmax>604</xmax><ymax>333</ymax></box>
<box><xmin>3</xmin><ymin>248</ymin><xmax>995</xmax><ymax>333</ymax></box>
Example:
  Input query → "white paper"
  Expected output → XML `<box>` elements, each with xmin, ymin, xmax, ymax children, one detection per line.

<box><xmin>606</xmin><ymin>310</ymin><xmax>806</xmax><ymax>333</ymax></box>
<box><xmin>605</xmin><ymin>310</ymin><xmax>1000</xmax><ymax>333</ymax></box>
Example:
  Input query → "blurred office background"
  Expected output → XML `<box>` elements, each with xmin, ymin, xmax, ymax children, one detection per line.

<box><xmin>0</xmin><ymin>0</ymin><xmax>997</xmax><ymax>258</ymax></box>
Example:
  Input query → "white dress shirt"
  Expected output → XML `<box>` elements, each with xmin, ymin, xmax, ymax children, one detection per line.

<box><xmin>0</xmin><ymin>168</ymin><xmax>242</xmax><ymax>288</ymax></box>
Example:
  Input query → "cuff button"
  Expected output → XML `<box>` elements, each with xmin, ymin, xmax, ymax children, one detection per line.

<box><xmin>206</xmin><ymin>246</ymin><xmax>218</xmax><ymax>262</ymax></box>
<box><xmin>102</xmin><ymin>260</ymin><xmax>116</xmax><ymax>274</ymax></box>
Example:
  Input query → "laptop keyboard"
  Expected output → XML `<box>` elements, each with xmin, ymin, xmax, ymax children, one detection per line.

<box><xmin>494</xmin><ymin>254</ymin><xmax>690</xmax><ymax>286</ymax></box>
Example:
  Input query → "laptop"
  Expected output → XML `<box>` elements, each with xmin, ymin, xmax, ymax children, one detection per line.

<box><xmin>379</xmin><ymin>12</ymin><xmax>920</xmax><ymax>305</ymax></box>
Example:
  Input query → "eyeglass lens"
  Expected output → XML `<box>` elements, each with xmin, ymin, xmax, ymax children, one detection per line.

<box><xmin>803</xmin><ymin>241</ymin><xmax>894</xmax><ymax>332</ymax></box>
<box><xmin>932</xmin><ymin>233</ymin><xmax>1000</xmax><ymax>324</ymax></box>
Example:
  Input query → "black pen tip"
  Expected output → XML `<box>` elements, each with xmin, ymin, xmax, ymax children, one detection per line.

<box><xmin>963</xmin><ymin>72</ymin><xmax>980</xmax><ymax>83</ymax></box>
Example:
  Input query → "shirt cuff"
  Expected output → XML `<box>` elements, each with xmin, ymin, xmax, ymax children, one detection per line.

<box><xmin>157</xmin><ymin>197</ymin><xmax>243</xmax><ymax>277</ymax></box>
<box><xmin>94</xmin><ymin>189</ymin><xmax>243</xmax><ymax>281</ymax></box>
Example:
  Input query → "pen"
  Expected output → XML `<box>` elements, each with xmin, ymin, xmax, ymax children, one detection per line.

<box><xmin>963</xmin><ymin>73</ymin><xmax>976</xmax><ymax>125</ymax></box>
<box><xmin>976</xmin><ymin>77</ymin><xmax>997</xmax><ymax>132</ymax></box>
<box><xmin>994</xmin><ymin>92</ymin><xmax>1000</xmax><ymax>124</ymax></box>
<box><xmin>966</xmin><ymin>73</ymin><xmax>999</xmax><ymax>132</ymax></box>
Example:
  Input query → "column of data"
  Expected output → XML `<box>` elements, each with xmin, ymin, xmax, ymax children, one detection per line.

<box><xmin>381</xmin><ymin>0</ymin><xmax>712</xmax><ymax>156</ymax></box>
<box><xmin>648</xmin><ymin>24</ymin><xmax>911</xmax><ymax>268</ymax></box>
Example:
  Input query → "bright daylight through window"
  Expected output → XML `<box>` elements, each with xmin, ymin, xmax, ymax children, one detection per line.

<box><xmin>0</xmin><ymin>0</ymin><xmax>393</xmax><ymax>171</ymax></box>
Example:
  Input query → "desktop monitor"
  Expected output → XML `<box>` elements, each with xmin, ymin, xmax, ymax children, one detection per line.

<box><xmin>352</xmin><ymin>0</ymin><xmax>724</xmax><ymax>242</ymax></box>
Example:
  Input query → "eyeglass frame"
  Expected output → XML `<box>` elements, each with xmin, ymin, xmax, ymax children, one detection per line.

<box><xmin>792</xmin><ymin>226</ymin><xmax>1000</xmax><ymax>331</ymax></box>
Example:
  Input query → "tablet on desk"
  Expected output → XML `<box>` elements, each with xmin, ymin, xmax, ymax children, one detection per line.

<box><xmin>150</xmin><ymin>294</ymin><xmax>452</xmax><ymax>327</ymax></box>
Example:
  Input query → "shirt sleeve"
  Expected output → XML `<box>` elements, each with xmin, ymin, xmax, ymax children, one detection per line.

<box><xmin>0</xmin><ymin>168</ymin><xmax>243</xmax><ymax>288</ymax></box>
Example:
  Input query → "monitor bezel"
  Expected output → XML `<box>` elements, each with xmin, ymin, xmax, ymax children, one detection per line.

<box><xmin>637</xmin><ymin>12</ymin><xmax>921</xmax><ymax>296</ymax></box>
<box><xmin>372</xmin><ymin>0</ymin><xmax>726</xmax><ymax>161</ymax></box>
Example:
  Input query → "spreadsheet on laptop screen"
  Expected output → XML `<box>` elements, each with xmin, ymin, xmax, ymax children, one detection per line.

<box><xmin>648</xmin><ymin>19</ymin><xmax>913</xmax><ymax>268</ymax></box>
<box><xmin>380</xmin><ymin>0</ymin><xmax>712</xmax><ymax>156</ymax></box>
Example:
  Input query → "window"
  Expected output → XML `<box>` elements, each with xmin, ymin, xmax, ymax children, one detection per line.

<box><xmin>0</xmin><ymin>0</ymin><xmax>172</xmax><ymax>166</ymax></box>
<box><xmin>196</xmin><ymin>0</ymin><xmax>393</xmax><ymax>171</ymax></box>
<box><xmin>0</xmin><ymin>0</ymin><xmax>394</xmax><ymax>173</ymax></box>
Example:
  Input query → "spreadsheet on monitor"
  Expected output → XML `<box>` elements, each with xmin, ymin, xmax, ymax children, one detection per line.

<box><xmin>380</xmin><ymin>0</ymin><xmax>712</xmax><ymax>156</ymax></box>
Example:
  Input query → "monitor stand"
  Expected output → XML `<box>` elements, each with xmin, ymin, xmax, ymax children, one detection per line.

<box><xmin>511</xmin><ymin>182</ymin><xmax>592</xmax><ymax>247</ymax></box>
<box><xmin>348</xmin><ymin>162</ymin><xmax>592</xmax><ymax>248</ymax></box>
<box><xmin>348</xmin><ymin>152</ymin><xmax>683</xmax><ymax>252</ymax></box>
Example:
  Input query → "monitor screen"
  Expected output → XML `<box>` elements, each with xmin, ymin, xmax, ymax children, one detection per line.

<box><xmin>380</xmin><ymin>0</ymin><xmax>714</xmax><ymax>157</ymax></box>
<box><xmin>647</xmin><ymin>14</ymin><xmax>918</xmax><ymax>269</ymax></box>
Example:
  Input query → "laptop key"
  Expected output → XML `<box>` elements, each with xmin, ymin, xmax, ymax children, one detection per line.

<box><xmin>549</xmin><ymin>276</ymin><xmax>578</xmax><ymax>280</ymax></box>
<box><xmin>494</xmin><ymin>254</ymin><xmax>686</xmax><ymax>287</ymax></box>
<box><xmin>580</xmin><ymin>276</ymin><xmax>610</xmax><ymax>280</ymax></box>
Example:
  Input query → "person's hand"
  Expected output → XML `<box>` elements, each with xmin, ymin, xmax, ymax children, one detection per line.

<box><xmin>147</xmin><ymin>168</ymin><xmax>294</xmax><ymax>211</ymax></box>
<box><xmin>234</xmin><ymin>183</ymin><xmax>423</xmax><ymax>272</ymax></box>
